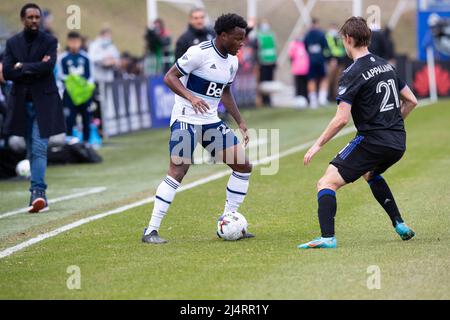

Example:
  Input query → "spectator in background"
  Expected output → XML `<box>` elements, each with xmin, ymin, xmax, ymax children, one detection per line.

<box><xmin>288</xmin><ymin>33</ymin><xmax>309</xmax><ymax>108</ymax></box>
<box><xmin>145</xmin><ymin>18</ymin><xmax>172</xmax><ymax>74</ymax></box>
<box><xmin>40</xmin><ymin>9</ymin><xmax>55</xmax><ymax>37</ymax></box>
<box><xmin>2</xmin><ymin>3</ymin><xmax>65</xmax><ymax>212</ymax></box>
<box><xmin>325</xmin><ymin>22</ymin><xmax>347</xmax><ymax>101</ymax></box>
<box><xmin>256</xmin><ymin>19</ymin><xmax>277</xmax><ymax>107</ymax></box>
<box><xmin>304</xmin><ymin>17</ymin><xmax>329</xmax><ymax>108</ymax></box>
<box><xmin>88</xmin><ymin>27</ymin><xmax>119</xmax><ymax>137</ymax></box>
<box><xmin>59</xmin><ymin>31</ymin><xmax>95</xmax><ymax>144</ymax></box>
<box><xmin>88</xmin><ymin>27</ymin><xmax>120</xmax><ymax>83</ymax></box>
<box><xmin>117</xmin><ymin>52</ymin><xmax>143</xmax><ymax>79</ymax></box>
<box><xmin>174</xmin><ymin>7</ymin><xmax>215</xmax><ymax>60</ymax></box>
<box><xmin>383</xmin><ymin>27</ymin><xmax>396</xmax><ymax>65</ymax></box>
<box><xmin>0</xmin><ymin>54</ymin><xmax>8</xmax><ymax>125</ymax></box>
<box><xmin>368</xmin><ymin>23</ymin><xmax>387</xmax><ymax>60</ymax></box>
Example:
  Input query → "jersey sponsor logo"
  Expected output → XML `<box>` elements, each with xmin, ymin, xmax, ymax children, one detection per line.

<box><xmin>186</xmin><ymin>73</ymin><xmax>226</xmax><ymax>99</ymax></box>
<box><xmin>206</xmin><ymin>82</ymin><xmax>224</xmax><ymax>98</ymax></box>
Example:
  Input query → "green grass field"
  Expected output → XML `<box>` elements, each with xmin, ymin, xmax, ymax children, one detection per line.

<box><xmin>0</xmin><ymin>100</ymin><xmax>449</xmax><ymax>299</ymax></box>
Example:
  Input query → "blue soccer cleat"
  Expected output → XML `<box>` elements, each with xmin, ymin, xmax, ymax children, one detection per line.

<box><xmin>297</xmin><ymin>237</ymin><xmax>337</xmax><ymax>249</ymax></box>
<box><xmin>395</xmin><ymin>222</ymin><xmax>415</xmax><ymax>241</ymax></box>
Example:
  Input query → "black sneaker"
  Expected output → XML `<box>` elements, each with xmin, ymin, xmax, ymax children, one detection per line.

<box><xmin>27</xmin><ymin>189</ymin><xmax>48</xmax><ymax>213</ymax></box>
<box><xmin>141</xmin><ymin>228</ymin><xmax>168</xmax><ymax>244</ymax></box>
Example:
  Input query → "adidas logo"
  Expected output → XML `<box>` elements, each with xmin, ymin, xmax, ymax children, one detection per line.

<box><xmin>210</xmin><ymin>64</ymin><xmax>217</xmax><ymax>69</ymax></box>
<box><xmin>182</xmin><ymin>55</ymin><xmax>188</xmax><ymax>60</ymax></box>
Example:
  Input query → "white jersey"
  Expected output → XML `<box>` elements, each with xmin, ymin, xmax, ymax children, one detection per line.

<box><xmin>171</xmin><ymin>40</ymin><xmax>239</xmax><ymax>125</ymax></box>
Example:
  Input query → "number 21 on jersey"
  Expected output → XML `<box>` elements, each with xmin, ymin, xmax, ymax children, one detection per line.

<box><xmin>376</xmin><ymin>79</ymin><xmax>400</xmax><ymax>112</ymax></box>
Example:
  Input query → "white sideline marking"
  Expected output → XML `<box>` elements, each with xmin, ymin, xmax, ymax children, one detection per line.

<box><xmin>0</xmin><ymin>129</ymin><xmax>353</xmax><ymax>259</ymax></box>
<box><xmin>0</xmin><ymin>99</ymin><xmax>434</xmax><ymax>259</ymax></box>
<box><xmin>0</xmin><ymin>187</ymin><xmax>107</xmax><ymax>220</ymax></box>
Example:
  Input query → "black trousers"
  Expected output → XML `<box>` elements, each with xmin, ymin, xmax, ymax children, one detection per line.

<box><xmin>259</xmin><ymin>64</ymin><xmax>276</xmax><ymax>106</ymax></box>
<box><xmin>294</xmin><ymin>75</ymin><xmax>308</xmax><ymax>97</ymax></box>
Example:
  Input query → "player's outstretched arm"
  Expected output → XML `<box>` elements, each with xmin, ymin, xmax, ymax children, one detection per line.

<box><xmin>399</xmin><ymin>85</ymin><xmax>418</xmax><ymax>120</ymax></box>
<box><xmin>163</xmin><ymin>65</ymin><xmax>210</xmax><ymax>114</ymax></box>
<box><xmin>304</xmin><ymin>102</ymin><xmax>352</xmax><ymax>166</ymax></box>
<box><xmin>221</xmin><ymin>86</ymin><xmax>249</xmax><ymax>147</ymax></box>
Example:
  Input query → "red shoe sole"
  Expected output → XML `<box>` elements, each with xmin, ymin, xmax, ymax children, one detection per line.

<box><xmin>28</xmin><ymin>198</ymin><xmax>46</xmax><ymax>214</ymax></box>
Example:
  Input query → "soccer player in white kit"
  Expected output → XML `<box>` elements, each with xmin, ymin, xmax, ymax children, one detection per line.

<box><xmin>142</xmin><ymin>13</ymin><xmax>254</xmax><ymax>244</ymax></box>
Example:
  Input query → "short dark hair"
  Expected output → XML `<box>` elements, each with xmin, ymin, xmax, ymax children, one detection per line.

<box><xmin>339</xmin><ymin>16</ymin><xmax>371</xmax><ymax>48</ymax></box>
<box><xmin>20</xmin><ymin>3</ymin><xmax>41</xmax><ymax>19</ymax></box>
<box><xmin>214</xmin><ymin>13</ymin><xmax>247</xmax><ymax>35</ymax></box>
<box><xmin>67</xmin><ymin>31</ymin><xmax>81</xmax><ymax>39</ymax></box>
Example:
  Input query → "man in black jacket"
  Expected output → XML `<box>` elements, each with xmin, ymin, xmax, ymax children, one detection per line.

<box><xmin>174</xmin><ymin>8</ymin><xmax>215</xmax><ymax>60</ymax></box>
<box><xmin>2</xmin><ymin>3</ymin><xmax>65</xmax><ymax>213</ymax></box>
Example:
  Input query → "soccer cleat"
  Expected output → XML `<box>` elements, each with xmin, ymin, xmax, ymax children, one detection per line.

<box><xmin>27</xmin><ymin>189</ymin><xmax>48</xmax><ymax>214</ymax></box>
<box><xmin>239</xmin><ymin>231</ymin><xmax>255</xmax><ymax>240</ymax></box>
<box><xmin>395</xmin><ymin>222</ymin><xmax>415</xmax><ymax>241</ymax></box>
<box><xmin>141</xmin><ymin>228</ymin><xmax>168</xmax><ymax>244</ymax></box>
<box><xmin>297</xmin><ymin>237</ymin><xmax>337</xmax><ymax>249</ymax></box>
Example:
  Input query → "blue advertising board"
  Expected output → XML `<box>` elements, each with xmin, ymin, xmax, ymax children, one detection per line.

<box><xmin>417</xmin><ymin>0</ymin><xmax>450</xmax><ymax>61</ymax></box>
<box><xmin>148</xmin><ymin>75</ymin><xmax>174</xmax><ymax>128</ymax></box>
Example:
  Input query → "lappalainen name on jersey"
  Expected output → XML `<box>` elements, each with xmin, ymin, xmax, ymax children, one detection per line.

<box><xmin>186</xmin><ymin>73</ymin><xmax>227</xmax><ymax>99</ymax></box>
<box><xmin>362</xmin><ymin>63</ymin><xmax>394</xmax><ymax>81</ymax></box>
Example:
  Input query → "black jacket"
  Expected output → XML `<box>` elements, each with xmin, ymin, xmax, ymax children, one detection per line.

<box><xmin>174</xmin><ymin>24</ymin><xmax>215</xmax><ymax>60</ymax></box>
<box><xmin>2</xmin><ymin>30</ymin><xmax>65</xmax><ymax>138</ymax></box>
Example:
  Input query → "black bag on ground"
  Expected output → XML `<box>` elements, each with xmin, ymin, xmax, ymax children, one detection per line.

<box><xmin>48</xmin><ymin>143</ymin><xmax>102</xmax><ymax>164</ymax></box>
<box><xmin>0</xmin><ymin>147</ymin><xmax>26</xmax><ymax>179</ymax></box>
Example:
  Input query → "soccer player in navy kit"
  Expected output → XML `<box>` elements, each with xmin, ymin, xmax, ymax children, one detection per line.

<box><xmin>142</xmin><ymin>14</ymin><xmax>254</xmax><ymax>244</ymax></box>
<box><xmin>298</xmin><ymin>17</ymin><xmax>418</xmax><ymax>249</ymax></box>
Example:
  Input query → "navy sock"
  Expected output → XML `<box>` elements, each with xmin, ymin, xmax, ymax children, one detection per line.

<box><xmin>368</xmin><ymin>175</ymin><xmax>404</xmax><ymax>227</ymax></box>
<box><xmin>317</xmin><ymin>189</ymin><xmax>337</xmax><ymax>238</ymax></box>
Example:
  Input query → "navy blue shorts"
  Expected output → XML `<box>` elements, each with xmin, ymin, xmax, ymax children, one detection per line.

<box><xmin>330</xmin><ymin>136</ymin><xmax>405</xmax><ymax>183</ymax></box>
<box><xmin>308</xmin><ymin>62</ymin><xmax>326</xmax><ymax>80</ymax></box>
<box><xmin>169</xmin><ymin>120</ymin><xmax>239</xmax><ymax>161</ymax></box>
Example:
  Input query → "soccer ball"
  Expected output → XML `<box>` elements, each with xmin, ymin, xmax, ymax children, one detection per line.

<box><xmin>16</xmin><ymin>160</ymin><xmax>31</xmax><ymax>178</ymax></box>
<box><xmin>217</xmin><ymin>211</ymin><xmax>248</xmax><ymax>241</ymax></box>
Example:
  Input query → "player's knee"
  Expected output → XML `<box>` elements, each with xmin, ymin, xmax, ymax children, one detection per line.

<box><xmin>233</xmin><ymin>162</ymin><xmax>252</xmax><ymax>174</ymax></box>
<box><xmin>168</xmin><ymin>165</ymin><xmax>188</xmax><ymax>182</ymax></box>
<box><xmin>244</xmin><ymin>162</ymin><xmax>253</xmax><ymax>173</ymax></box>
<box><xmin>317</xmin><ymin>177</ymin><xmax>335</xmax><ymax>191</ymax></box>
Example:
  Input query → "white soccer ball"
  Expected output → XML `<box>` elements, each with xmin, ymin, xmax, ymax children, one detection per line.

<box><xmin>217</xmin><ymin>211</ymin><xmax>248</xmax><ymax>241</ymax></box>
<box><xmin>16</xmin><ymin>159</ymin><xmax>31</xmax><ymax>178</ymax></box>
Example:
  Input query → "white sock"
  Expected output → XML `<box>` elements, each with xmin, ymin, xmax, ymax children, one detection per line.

<box><xmin>319</xmin><ymin>90</ymin><xmax>328</xmax><ymax>106</ymax></box>
<box><xmin>146</xmin><ymin>176</ymin><xmax>180</xmax><ymax>234</ymax></box>
<box><xmin>309</xmin><ymin>92</ymin><xmax>318</xmax><ymax>109</ymax></box>
<box><xmin>224</xmin><ymin>171</ymin><xmax>251</xmax><ymax>213</ymax></box>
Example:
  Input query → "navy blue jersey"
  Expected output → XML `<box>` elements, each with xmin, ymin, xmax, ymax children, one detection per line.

<box><xmin>336</xmin><ymin>53</ymin><xmax>407</xmax><ymax>150</ymax></box>
<box><xmin>58</xmin><ymin>50</ymin><xmax>93</xmax><ymax>82</ymax></box>
<box><xmin>304</xmin><ymin>28</ymin><xmax>329</xmax><ymax>64</ymax></box>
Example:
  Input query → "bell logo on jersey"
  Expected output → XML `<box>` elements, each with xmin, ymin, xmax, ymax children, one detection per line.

<box><xmin>206</xmin><ymin>82</ymin><xmax>224</xmax><ymax>98</ymax></box>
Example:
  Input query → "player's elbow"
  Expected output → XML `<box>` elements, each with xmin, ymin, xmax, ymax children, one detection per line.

<box><xmin>410</xmin><ymin>96</ymin><xmax>418</xmax><ymax>108</ymax></box>
<box><xmin>336</xmin><ymin>115</ymin><xmax>349</xmax><ymax>127</ymax></box>
<box><xmin>163</xmin><ymin>73</ymin><xmax>172</xmax><ymax>87</ymax></box>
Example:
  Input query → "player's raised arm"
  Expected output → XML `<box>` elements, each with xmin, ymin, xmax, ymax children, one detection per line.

<box><xmin>303</xmin><ymin>102</ymin><xmax>352</xmax><ymax>166</ymax></box>
<box><xmin>399</xmin><ymin>85</ymin><xmax>418</xmax><ymax>120</ymax></box>
<box><xmin>221</xmin><ymin>86</ymin><xmax>249</xmax><ymax>147</ymax></box>
<box><xmin>163</xmin><ymin>64</ymin><xmax>210</xmax><ymax>114</ymax></box>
